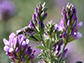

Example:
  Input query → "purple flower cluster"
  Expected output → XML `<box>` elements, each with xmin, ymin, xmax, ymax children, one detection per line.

<box><xmin>28</xmin><ymin>2</ymin><xmax>47</xmax><ymax>34</ymax></box>
<box><xmin>60</xmin><ymin>3</ymin><xmax>83</xmax><ymax>42</ymax></box>
<box><xmin>16</xmin><ymin>2</ymin><xmax>48</xmax><ymax>36</ymax></box>
<box><xmin>2</xmin><ymin>2</ymin><xmax>83</xmax><ymax>63</ymax></box>
<box><xmin>54</xmin><ymin>41</ymin><xmax>68</xmax><ymax>59</ymax></box>
<box><xmin>0</xmin><ymin>0</ymin><xmax>16</xmax><ymax>21</ymax></box>
<box><xmin>3</xmin><ymin>33</ymin><xmax>35</xmax><ymax>63</ymax></box>
<box><xmin>52</xmin><ymin>3</ymin><xmax>83</xmax><ymax>62</ymax></box>
<box><xmin>44</xmin><ymin>21</ymin><xmax>68</xmax><ymax>61</ymax></box>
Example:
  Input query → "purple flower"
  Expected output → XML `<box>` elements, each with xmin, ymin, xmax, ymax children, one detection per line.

<box><xmin>32</xmin><ymin>13</ymin><xmax>36</xmax><ymax>21</ymax></box>
<box><xmin>29</xmin><ymin>20</ymin><xmax>35</xmax><ymax>28</ymax></box>
<box><xmin>38</xmin><ymin>61</ymin><xmax>40</xmax><ymax>63</ymax></box>
<box><xmin>28</xmin><ymin>2</ymin><xmax>47</xmax><ymax>34</ymax></box>
<box><xmin>16</xmin><ymin>2</ymin><xmax>47</xmax><ymax>36</ymax></box>
<box><xmin>59</xmin><ymin>18</ymin><xmax>65</xmax><ymax>29</ymax></box>
<box><xmin>54</xmin><ymin>40</ymin><xmax>63</xmax><ymax>55</ymax></box>
<box><xmin>76</xmin><ymin>22</ymin><xmax>83</xmax><ymax>29</ymax></box>
<box><xmin>61</xmin><ymin>3</ymin><xmax>83</xmax><ymax>41</ymax></box>
<box><xmin>62</xmin><ymin>49</ymin><xmax>68</xmax><ymax>59</ymax></box>
<box><xmin>0</xmin><ymin>0</ymin><xmax>16</xmax><ymax>21</ymax></box>
<box><xmin>70</xmin><ymin>32</ymin><xmax>82</xmax><ymax>40</ymax></box>
<box><xmin>55</xmin><ymin>18</ymin><xmax>65</xmax><ymax>32</ymax></box>
<box><xmin>58</xmin><ymin>49</ymin><xmax>68</xmax><ymax>59</ymax></box>
<box><xmin>38</xmin><ymin>20</ymin><xmax>44</xmax><ymax>28</ymax></box>
<box><xmin>44</xmin><ymin>13</ymin><xmax>47</xmax><ymax>18</ymax></box>
<box><xmin>53</xmin><ymin>40</ymin><xmax>68</xmax><ymax>59</ymax></box>
<box><xmin>55</xmin><ymin>24</ymin><xmax>64</xmax><ymax>32</ymax></box>
<box><xmin>3</xmin><ymin>33</ymin><xmax>35</xmax><ymax>63</ymax></box>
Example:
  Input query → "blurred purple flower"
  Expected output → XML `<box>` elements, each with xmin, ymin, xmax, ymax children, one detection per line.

<box><xmin>0</xmin><ymin>0</ymin><xmax>16</xmax><ymax>21</ymax></box>
<box><xmin>38</xmin><ymin>61</ymin><xmax>40</xmax><ymax>63</ymax></box>
<box><xmin>3</xmin><ymin>33</ymin><xmax>35</xmax><ymax>62</ymax></box>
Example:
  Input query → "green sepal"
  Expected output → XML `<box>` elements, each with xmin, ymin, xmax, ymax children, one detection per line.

<box><xmin>45</xmin><ymin>39</ymin><xmax>50</xmax><ymax>49</ymax></box>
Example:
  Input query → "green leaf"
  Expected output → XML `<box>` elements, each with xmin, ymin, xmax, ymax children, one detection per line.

<box><xmin>45</xmin><ymin>39</ymin><xmax>50</xmax><ymax>49</ymax></box>
<box><xmin>34</xmin><ymin>34</ymin><xmax>41</xmax><ymax>41</ymax></box>
<box><xmin>35</xmin><ymin>45</ymin><xmax>47</xmax><ymax>50</ymax></box>
<box><xmin>26</xmin><ymin>35</ymin><xmax>38</xmax><ymax>41</ymax></box>
<box><xmin>37</xmin><ymin>53</ymin><xmax>46</xmax><ymax>59</ymax></box>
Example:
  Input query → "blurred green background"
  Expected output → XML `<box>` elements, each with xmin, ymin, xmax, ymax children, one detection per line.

<box><xmin>0</xmin><ymin>0</ymin><xmax>84</xmax><ymax>63</ymax></box>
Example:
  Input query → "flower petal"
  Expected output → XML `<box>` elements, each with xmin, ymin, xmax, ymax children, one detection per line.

<box><xmin>4</xmin><ymin>46</ymin><xmax>10</xmax><ymax>52</ymax></box>
<box><xmin>9</xmin><ymin>48</ymin><xmax>14</xmax><ymax>52</ymax></box>
<box><xmin>3</xmin><ymin>38</ymin><xmax>9</xmax><ymax>46</ymax></box>
<box><xmin>9</xmin><ymin>33</ymin><xmax>16</xmax><ymax>39</ymax></box>
<box><xmin>76</xmin><ymin>22</ymin><xmax>83</xmax><ymax>29</ymax></box>
<box><xmin>75</xmin><ymin>32</ymin><xmax>82</xmax><ymax>39</ymax></box>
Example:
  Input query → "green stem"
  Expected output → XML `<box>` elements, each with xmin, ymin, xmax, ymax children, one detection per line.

<box><xmin>49</xmin><ymin>50</ymin><xmax>52</xmax><ymax>63</ymax></box>
<box><xmin>49</xmin><ymin>37</ymin><xmax>53</xmax><ymax>63</ymax></box>
<box><xmin>40</xmin><ymin>33</ymin><xmax>46</xmax><ymax>47</ymax></box>
<box><xmin>58</xmin><ymin>27</ymin><xmax>69</xmax><ymax>63</ymax></box>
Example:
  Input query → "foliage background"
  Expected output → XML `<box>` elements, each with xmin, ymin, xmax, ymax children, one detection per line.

<box><xmin>0</xmin><ymin>0</ymin><xmax>84</xmax><ymax>63</ymax></box>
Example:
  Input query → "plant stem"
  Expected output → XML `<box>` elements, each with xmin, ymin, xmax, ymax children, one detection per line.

<box><xmin>49</xmin><ymin>37</ymin><xmax>53</xmax><ymax>63</ymax></box>
<box><xmin>49</xmin><ymin>50</ymin><xmax>52</xmax><ymax>63</ymax></box>
<box><xmin>40</xmin><ymin>33</ymin><xmax>46</xmax><ymax>47</ymax></box>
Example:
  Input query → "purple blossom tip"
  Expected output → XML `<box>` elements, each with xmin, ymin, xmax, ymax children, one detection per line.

<box><xmin>59</xmin><ymin>18</ymin><xmax>64</xmax><ymax>29</ymax></box>
<box><xmin>38</xmin><ymin>20</ymin><xmax>44</xmax><ymax>28</ymax></box>
<box><xmin>67</xmin><ymin>20</ymin><xmax>70</xmax><ymax>26</ymax></box>
<box><xmin>4</xmin><ymin>46</ymin><xmax>9</xmax><ymax>52</ymax></box>
<box><xmin>74</xmin><ymin>32</ymin><xmax>82</xmax><ymax>39</ymax></box>
<box><xmin>76</xmin><ymin>22</ymin><xmax>83</xmax><ymax>29</ymax></box>
<box><xmin>41</xmin><ymin>21</ymin><xmax>44</xmax><ymax>28</ymax></box>
<box><xmin>55</xmin><ymin>24</ymin><xmax>63</xmax><ymax>32</ymax></box>
<box><xmin>32</xmin><ymin>13</ymin><xmax>36</xmax><ymax>21</ymax></box>
<box><xmin>29</xmin><ymin>20</ymin><xmax>35</xmax><ymax>28</ymax></box>
<box><xmin>44</xmin><ymin>13</ymin><xmax>47</xmax><ymax>17</ymax></box>
<box><xmin>3</xmin><ymin>38</ymin><xmax>9</xmax><ymax>46</ymax></box>
<box><xmin>62</xmin><ymin>7</ymin><xmax>66</xmax><ymax>15</ymax></box>
<box><xmin>9</xmin><ymin>32</ymin><xmax>16</xmax><ymax>38</ymax></box>
<box><xmin>35</xmin><ymin>7</ymin><xmax>38</xmax><ymax>13</ymax></box>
